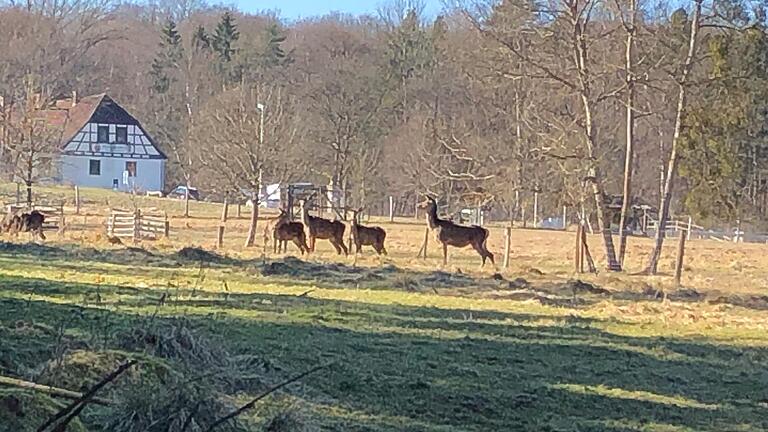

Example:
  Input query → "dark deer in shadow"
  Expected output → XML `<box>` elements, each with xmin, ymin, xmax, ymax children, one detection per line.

<box><xmin>299</xmin><ymin>197</ymin><xmax>348</xmax><ymax>255</ymax></box>
<box><xmin>1</xmin><ymin>210</ymin><xmax>46</xmax><ymax>240</ymax></box>
<box><xmin>263</xmin><ymin>209</ymin><xmax>309</xmax><ymax>254</ymax></box>
<box><xmin>418</xmin><ymin>196</ymin><xmax>493</xmax><ymax>266</ymax></box>
<box><xmin>349</xmin><ymin>208</ymin><xmax>387</xmax><ymax>255</ymax></box>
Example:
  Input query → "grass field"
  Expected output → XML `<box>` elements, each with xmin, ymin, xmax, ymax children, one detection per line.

<box><xmin>1</xmin><ymin>184</ymin><xmax>768</xmax><ymax>431</ymax></box>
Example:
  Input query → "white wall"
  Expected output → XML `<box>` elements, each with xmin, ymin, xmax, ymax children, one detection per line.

<box><xmin>59</xmin><ymin>155</ymin><xmax>165</xmax><ymax>192</ymax></box>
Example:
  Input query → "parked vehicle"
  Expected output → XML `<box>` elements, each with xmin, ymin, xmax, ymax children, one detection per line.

<box><xmin>168</xmin><ymin>186</ymin><xmax>200</xmax><ymax>201</ymax></box>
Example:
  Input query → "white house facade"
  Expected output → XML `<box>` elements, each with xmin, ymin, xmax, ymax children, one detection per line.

<box><xmin>45</xmin><ymin>94</ymin><xmax>166</xmax><ymax>192</ymax></box>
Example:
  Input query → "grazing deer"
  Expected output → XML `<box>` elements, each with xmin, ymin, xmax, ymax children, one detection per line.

<box><xmin>299</xmin><ymin>198</ymin><xmax>348</xmax><ymax>255</ymax></box>
<box><xmin>349</xmin><ymin>208</ymin><xmax>387</xmax><ymax>255</ymax></box>
<box><xmin>418</xmin><ymin>196</ymin><xmax>493</xmax><ymax>266</ymax></box>
<box><xmin>263</xmin><ymin>209</ymin><xmax>310</xmax><ymax>254</ymax></box>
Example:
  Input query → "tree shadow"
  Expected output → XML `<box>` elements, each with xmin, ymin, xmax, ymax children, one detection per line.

<box><xmin>1</xmin><ymin>274</ymin><xmax>767</xmax><ymax>431</ymax></box>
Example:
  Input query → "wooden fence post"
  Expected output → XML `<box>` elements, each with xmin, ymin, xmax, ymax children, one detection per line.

<box><xmin>74</xmin><ymin>186</ymin><xmax>80</xmax><ymax>215</ymax></box>
<box><xmin>674</xmin><ymin>229</ymin><xmax>687</xmax><ymax>287</ymax></box>
<box><xmin>58</xmin><ymin>205</ymin><xmax>66</xmax><ymax>235</ymax></box>
<box><xmin>533</xmin><ymin>191</ymin><xmax>539</xmax><ymax>228</ymax></box>
<box><xmin>575</xmin><ymin>223</ymin><xmax>583</xmax><ymax>273</ymax></box>
<box><xmin>414</xmin><ymin>201</ymin><xmax>419</xmax><ymax>221</ymax></box>
<box><xmin>109</xmin><ymin>213</ymin><xmax>116</xmax><ymax>237</ymax></box>
<box><xmin>237</xmin><ymin>203</ymin><xmax>242</xmax><ymax>218</ymax></box>
<box><xmin>217</xmin><ymin>225</ymin><xmax>225</xmax><ymax>248</ymax></box>
<box><xmin>133</xmin><ymin>209</ymin><xmax>141</xmax><ymax>244</ymax></box>
<box><xmin>503</xmin><ymin>225</ymin><xmax>512</xmax><ymax>269</ymax></box>
<box><xmin>217</xmin><ymin>200</ymin><xmax>227</xmax><ymax>248</ymax></box>
<box><xmin>15</xmin><ymin>183</ymin><xmax>20</xmax><ymax>205</ymax></box>
<box><xmin>389</xmin><ymin>196</ymin><xmax>394</xmax><ymax>222</ymax></box>
<box><xmin>163</xmin><ymin>213</ymin><xmax>170</xmax><ymax>238</ymax></box>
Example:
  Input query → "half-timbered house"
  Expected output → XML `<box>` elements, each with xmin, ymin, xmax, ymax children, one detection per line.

<box><xmin>44</xmin><ymin>93</ymin><xmax>166</xmax><ymax>191</ymax></box>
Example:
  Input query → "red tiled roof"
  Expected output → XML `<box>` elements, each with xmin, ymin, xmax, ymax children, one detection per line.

<box><xmin>36</xmin><ymin>93</ymin><xmax>106</xmax><ymax>147</ymax></box>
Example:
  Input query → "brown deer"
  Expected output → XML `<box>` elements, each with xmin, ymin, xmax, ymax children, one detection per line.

<box><xmin>299</xmin><ymin>198</ymin><xmax>348</xmax><ymax>255</ymax></box>
<box><xmin>1</xmin><ymin>210</ymin><xmax>46</xmax><ymax>240</ymax></box>
<box><xmin>263</xmin><ymin>209</ymin><xmax>309</xmax><ymax>254</ymax></box>
<box><xmin>349</xmin><ymin>208</ymin><xmax>387</xmax><ymax>255</ymax></box>
<box><xmin>418</xmin><ymin>196</ymin><xmax>493</xmax><ymax>266</ymax></box>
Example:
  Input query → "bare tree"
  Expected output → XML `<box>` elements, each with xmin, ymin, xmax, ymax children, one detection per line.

<box><xmin>645</xmin><ymin>0</ymin><xmax>703</xmax><ymax>274</ymax></box>
<box><xmin>190</xmin><ymin>84</ymin><xmax>306</xmax><ymax>247</ymax></box>
<box><xmin>4</xmin><ymin>89</ymin><xmax>61</xmax><ymax>204</ymax></box>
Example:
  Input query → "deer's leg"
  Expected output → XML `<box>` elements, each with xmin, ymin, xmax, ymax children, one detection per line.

<box><xmin>339</xmin><ymin>237</ymin><xmax>349</xmax><ymax>256</ymax></box>
<box><xmin>292</xmin><ymin>238</ymin><xmax>303</xmax><ymax>254</ymax></box>
<box><xmin>330</xmin><ymin>239</ymin><xmax>342</xmax><ymax>254</ymax></box>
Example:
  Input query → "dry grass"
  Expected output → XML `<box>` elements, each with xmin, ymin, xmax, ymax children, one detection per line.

<box><xmin>2</xmin><ymin>184</ymin><xmax>768</xmax><ymax>431</ymax></box>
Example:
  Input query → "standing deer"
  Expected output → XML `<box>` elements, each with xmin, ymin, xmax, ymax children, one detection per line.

<box><xmin>1</xmin><ymin>210</ymin><xmax>46</xmax><ymax>240</ymax></box>
<box><xmin>299</xmin><ymin>198</ymin><xmax>348</xmax><ymax>255</ymax></box>
<box><xmin>263</xmin><ymin>209</ymin><xmax>309</xmax><ymax>254</ymax></box>
<box><xmin>349</xmin><ymin>208</ymin><xmax>387</xmax><ymax>255</ymax></box>
<box><xmin>418</xmin><ymin>196</ymin><xmax>493</xmax><ymax>266</ymax></box>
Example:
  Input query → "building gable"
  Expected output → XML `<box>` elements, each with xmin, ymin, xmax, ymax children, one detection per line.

<box><xmin>58</xmin><ymin>94</ymin><xmax>166</xmax><ymax>160</ymax></box>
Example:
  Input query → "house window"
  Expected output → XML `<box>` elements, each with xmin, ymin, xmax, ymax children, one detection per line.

<box><xmin>89</xmin><ymin>159</ymin><xmax>101</xmax><ymax>176</ymax></box>
<box><xmin>97</xmin><ymin>126</ymin><xmax>109</xmax><ymax>142</ymax></box>
<box><xmin>125</xmin><ymin>161</ymin><xmax>137</xmax><ymax>177</ymax></box>
<box><xmin>116</xmin><ymin>126</ymin><xmax>127</xmax><ymax>144</ymax></box>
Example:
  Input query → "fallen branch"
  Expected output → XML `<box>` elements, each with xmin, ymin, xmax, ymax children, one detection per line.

<box><xmin>297</xmin><ymin>289</ymin><xmax>315</xmax><ymax>298</ymax></box>
<box><xmin>37</xmin><ymin>360</ymin><xmax>137</xmax><ymax>432</ymax></box>
<box><xmin>205</xmin><ymin>363</ymin><xmax>332</xmax><ymax>432</ymax></box>
<box><xmin>0</xmin><ymin>375</ymin><xmax>112</xmax><ymax>406</ymax></box>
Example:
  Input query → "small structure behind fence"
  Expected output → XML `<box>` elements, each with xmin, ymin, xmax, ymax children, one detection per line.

<box><xmin>107</xmin><ymin>208</ymin><xmax>169</xmax><ymax>242</ymax></box>
<box><xmin>5</xmin><ymin>204</ymin><xmax>65</xmax><ymax>233</ymax></box>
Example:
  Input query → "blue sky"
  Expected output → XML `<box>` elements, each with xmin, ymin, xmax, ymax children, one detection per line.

<box><xmin>234</xmin><ymin>0</ymin><xmax>444</xmax><ymax>20</ymax></box>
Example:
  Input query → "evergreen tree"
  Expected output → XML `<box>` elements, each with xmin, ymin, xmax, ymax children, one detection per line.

<box><xmin>261</xmin><ymin>23</ymin><xmax>290</xmax><ymax>69</ymax></box>
<box><xmin>211</xmin><ymin>12</ymin><xmax>240</xmax><ymax>85</ymax></box>
<box><xmin>681</xmin><ymin>28</ymin><xmax>768</xmax><ymax>224</ymax></box>
<box><xmin>212</xmin><ymin>12</ymin><xmax>239</xmax><ymax>63</ymax></box>
<box><xmin>192</xmin><ymin>25</ymin><xmax>210</xmax><ymax>51</ymax></box>
<box><xmin>150</xmin><ymin>20</ymin><xmax>184</xmax><ymax>94</ymax></box>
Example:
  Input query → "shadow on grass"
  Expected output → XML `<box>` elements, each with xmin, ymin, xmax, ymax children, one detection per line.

<box><xmin>3</xmin><ymin>239</ymin><xmax>768</xmax><ymax>313</ymax></box>
<box><xmin>1</xmin><ymin>274</ymin><xmax>768</xmax><ymax>431</ymax></box>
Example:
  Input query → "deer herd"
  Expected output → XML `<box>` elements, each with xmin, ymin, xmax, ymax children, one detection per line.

<box><xmin>1</xmin><ymin>196</ymin><xmax>494</xmax><ymax>267</ymax></box>
<box><xmin>264</xmin><ymin>194</ymin><xmax>493</xmax><ymax>267</ymax></box>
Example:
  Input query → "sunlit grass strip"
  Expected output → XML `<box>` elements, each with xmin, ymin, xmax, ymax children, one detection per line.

<box><xmin>551</xmin><ymin>383</ymin><xmax>720</xmax><ymax>410</ymax></box>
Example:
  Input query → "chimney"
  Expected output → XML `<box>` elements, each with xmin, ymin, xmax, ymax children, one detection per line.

<box><xmin>71</xmin><ymin>90</ymin><xmax>78</xmax><ymax>107</ymax></box>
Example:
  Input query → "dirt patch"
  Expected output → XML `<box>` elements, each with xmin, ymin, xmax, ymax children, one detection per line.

<box><xmin>175</xmin><ymin>246</ymin><xmax>232</xmax><ymax>265</ymax></box>
<box><xmin>709</xmin><ymin>294</ymin><xmax>768</xmax><ymax>310</ymax></box>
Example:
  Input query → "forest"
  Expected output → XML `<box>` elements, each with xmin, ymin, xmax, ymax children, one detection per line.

<box><xmin>2</xmin><ymin>0</ymin><xmax>768</xmax><ymax>268</ymax></box>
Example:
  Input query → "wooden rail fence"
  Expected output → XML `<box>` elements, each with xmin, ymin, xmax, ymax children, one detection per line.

<box><xmin>106</xmin><ymin>208</ymin><xmax>169</xmax><ymax>242</ymax></box>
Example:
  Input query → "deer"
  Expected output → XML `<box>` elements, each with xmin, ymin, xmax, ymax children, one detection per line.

<box><xmin>418</xmin><ymin>196</ymin><xmax>494</xmax><ymax>267</ymax></box>
<box><xmin>299</xmin><ymin>196</ymin><xmax>348</xmax><ymax>255</ymax></box>
<box><xmin>349</xmin><ymin>208</ymin><xmax>387</xmax><ymax>255</ymax></box>
<box><xmin>1</xmin><ymin>210</ymin><xmax>46</xmax><ymax>241</ymax></box>
<box><xmin>262</xmin><ymin>209</ymin><xmax>309</xmax><ymax>255</ymax></box>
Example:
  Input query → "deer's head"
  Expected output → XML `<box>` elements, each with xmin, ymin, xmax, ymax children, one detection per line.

<box><xmin>417</xmin><ymin>195</ymin><xmax>437</xmax><ymax>210</ymax></box>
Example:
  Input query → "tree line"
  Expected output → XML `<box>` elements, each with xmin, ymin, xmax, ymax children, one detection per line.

<box><xmin>1</xmin><ymin>0</ymin><xmax>768</xmax><ymax>272</ymax></box>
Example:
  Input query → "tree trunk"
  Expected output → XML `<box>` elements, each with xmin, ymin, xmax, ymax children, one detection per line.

<box><xmin>618</xmin><ymin>0</ymin><xmax>637</xmax><ymax>266</ymax></box>
<box><xmin>184</xmin><ymin>181</ymin><xmax>190</xmax><ymax>218</ymax></box>
<box><xmin>26</xmin><ymin>181</ymin><xmax>32</xmax><ymax>205</ymax></box>
<box><xmin>571</xmin><ymin>6</ymin><xmax>622</xmax><ymax>272</ymax></box>
<box><xmin>245</xmin><ymin>195</ymin><xmax>259</xmax><ymax>248</ymax></box>
<box><xmin>646</xmin><ymin>0</ymin><xmax>702</xmax><ymax>274</ymax></box>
